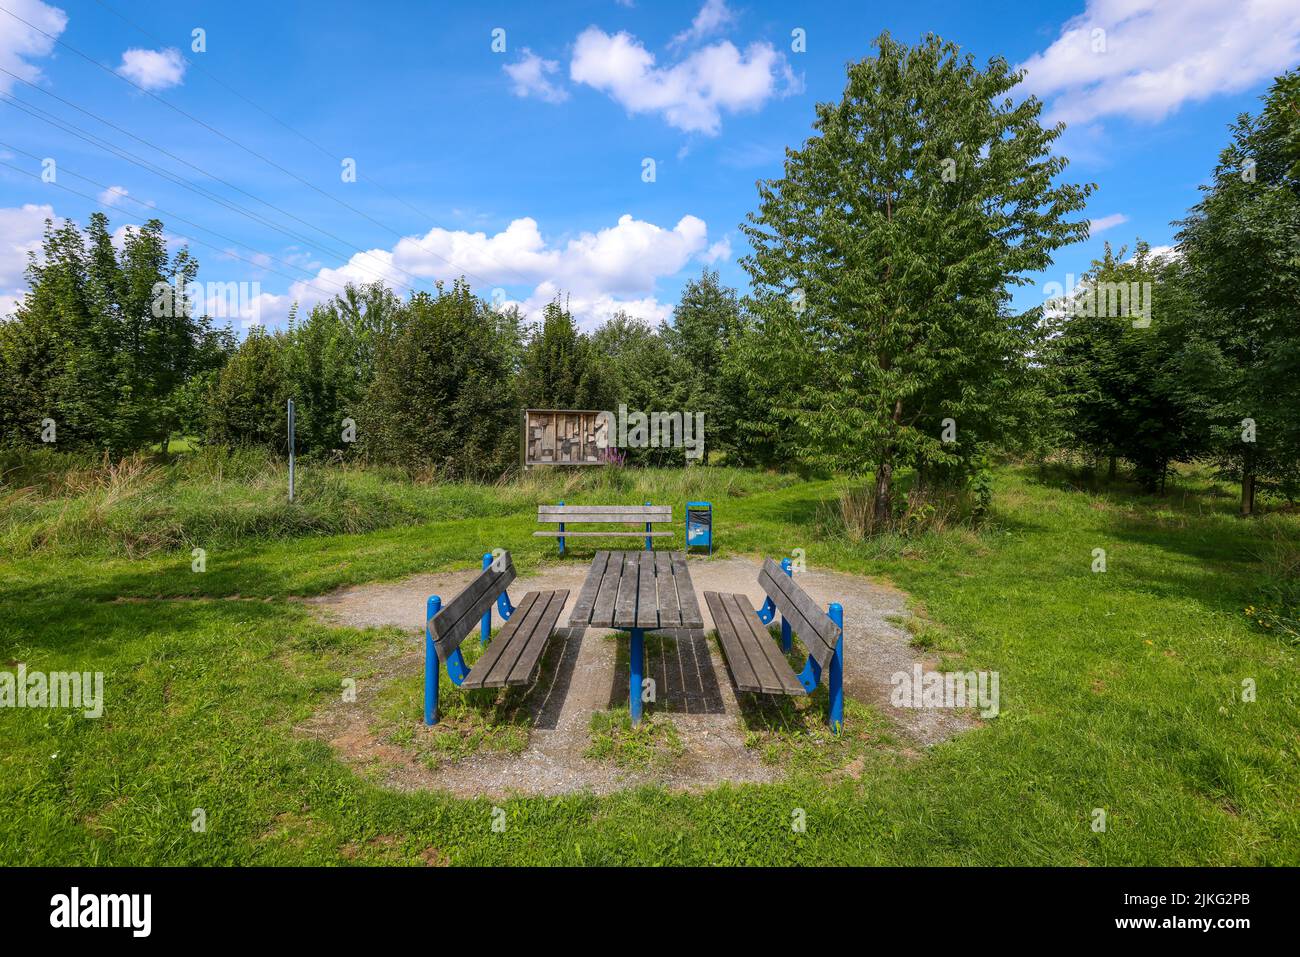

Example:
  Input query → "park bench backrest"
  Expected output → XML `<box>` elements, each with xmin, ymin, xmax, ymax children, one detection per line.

<box><xmin>757</xmin><ymin>558</ymin><xmax>841</xmax><ymax>669</ymax></box>
<box><xmin>537</xmin><ymin>505</ymin><xmax>672</xmax><ymax>523</ymax></box>
<box><xmin>428</xmin><ymin>551</ymin><xmax>516</xmax><ymax>661</ymax></box>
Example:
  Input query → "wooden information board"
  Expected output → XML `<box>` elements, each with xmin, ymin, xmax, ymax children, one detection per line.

<box><xmin>522</xmin><ymin>409</ymin><xmax>608</xmax><ymax>466</ymax></box>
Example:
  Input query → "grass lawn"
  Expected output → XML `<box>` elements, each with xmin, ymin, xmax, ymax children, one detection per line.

<box><xmin>0</xmin><ymin>456</ymin><xmax>1296</xmax><ymax>865</ymax></box>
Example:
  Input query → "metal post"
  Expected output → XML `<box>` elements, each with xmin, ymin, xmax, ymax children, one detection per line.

<box><xmin>287</xmin><ymin>398</ymin><xmax>296</xmax><ymax>502</ymax></box>
<box><xmin>480</xmin><ymin>552</ymin><xmax>492</xmax><ymax>645</ymax></box>
<box><xmin>558</xmin><ymin>500</ymin><xmax>565</xmax><ymax>555</ymax></box>
<box><xmin>828</xmin><ymin>603</ymin><xmax>844</xmax><ymax>733</ymax></box>
<box><xmin>644</xmin><ymin>500</ymin><xmax>652</xmax><ymax>551</ymax></box>
<box><xmin>780</xmin><ymin>558</ymin><xmax>793</xmax><ymax>652</ymax></box>
<box><xmin>424</xmin><ymin>595</ymin><xmax>442</xmax><ymax>725</ymax></box>
<box><xmin>629</xmin><ymin>628</ymin><xmax>645</xmax><ymax>725</ymax></box>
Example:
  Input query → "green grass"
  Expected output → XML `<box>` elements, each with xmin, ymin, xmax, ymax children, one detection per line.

<box><xmin>587</xmin><ymin>707</ymin><xmax>685</xmax><ymax>769</ymax></box>
<box><xmin>0</xmin><ymin>455</ymin><xmax>1297</xmax><ymax>865</ymax></box>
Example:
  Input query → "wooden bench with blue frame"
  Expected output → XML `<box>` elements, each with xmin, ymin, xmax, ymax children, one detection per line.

<box><xmin>424</xmin><ymin>550</ymin><xmax>569</xmax><ymax>725</ymax></box>
<box><xmin>703</xmin><ymin>558</ymin><xmax>845</xmax><ymax>731</ymax></box>
<box><xmin>534</xmin><ymin>502</ymin><xmax>673</xmax><ymax>555</ymax></box>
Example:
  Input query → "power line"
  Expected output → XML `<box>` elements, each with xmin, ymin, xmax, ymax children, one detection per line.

<box><xmin>0</xmin><ymin>158</ymin><xmax>374</xmax><ymax>320</ymax></box>
<box><xmin>0</xmin><ymin>137</ymin><xmax>355</xmax><ymax>298</ymax></box>
<box><xmin>89</xmin><ymin>0</ymin><xmax>543</xmax><ymax>291</ymax></box>
<box><xmin>0</xmin><ymin>67</ymin><xmax>423</xmax><ymax>294</ymax></box>
<box><xmin>0</xmin><ymin>2</ymin><xmax>515</xmax><ymax>293</ymax></box>
<box><xmin>0</xmin><ymin>84</ymin><xmax>418</xmax><ymax>294</ymax></box>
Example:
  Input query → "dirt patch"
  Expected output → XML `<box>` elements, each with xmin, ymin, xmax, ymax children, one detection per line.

<box><xmin>299</xmin><ymin>555</ymin><xmax>978</xmax><ymax>797</ymax></box>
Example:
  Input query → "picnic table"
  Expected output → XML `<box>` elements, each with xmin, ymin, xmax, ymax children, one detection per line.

<box><xmin>567</xmin><ymin>550</ymin><xmax>704</xmax><ymax>723</ymax></box>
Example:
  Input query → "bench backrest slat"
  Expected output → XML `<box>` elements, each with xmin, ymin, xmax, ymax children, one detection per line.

<box><xmin>757</xmin><ymin>558</ymin><xmax>840</xmax><ymax>669</ymax></box>
<box><xmin>429</xmin><ymin>552</ymin><xmax>516</xmax><ymax>660</ymax></box>
<box><xmin>538</xmin><ymin>505</ymin><xmax>672</xmax><ymax>523</ymax></box>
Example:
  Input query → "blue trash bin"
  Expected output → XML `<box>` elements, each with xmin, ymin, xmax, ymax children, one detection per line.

<box><xmin>686</xmin><ymin>501</ymin><xmax>712</xmax><ymax>555</ymax></box>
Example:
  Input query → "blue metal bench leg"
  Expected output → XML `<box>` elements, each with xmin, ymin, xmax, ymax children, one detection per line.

<box><xmin>828</xmin><ymin>602</ymin><xmax>844</xmax><ymax>733</ymax></box>
<box><xmin>780</xmin><ymin>557</ymin><xmax>793</xmax><ymax>652</ymax></box>
<box><xmin>630</xmin><ymin>628</ymin><xmax>645</xmax><ymax>725</ymax></box>
<box><xmin>558</xmin><ymin>500</ymin><xmax>565</xmax><ymax>555</ymax></box>
<box><xmin>425</xmin><ymin>595</ymin><xmax>442</xmax><ymax>725</ymax></box>
<box><xmin>644</xmin><ymin>500</ymin><xmax>652</xmax><ymax>550</ymax></box>
<box><xmin>480</xmin><ymin>552</ymin><xmax>492</xmax><ymax>645</ymax></box>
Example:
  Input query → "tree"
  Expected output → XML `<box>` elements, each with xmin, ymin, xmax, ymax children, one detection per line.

<box><xmin>1043</xmin><ymin>242</ymin><xmax>1218</xmax><ymax>491</ymax></box>
<box><xmin>662</xmin><ymin>270</ymin><xmax>741</xmax><ymax>463</ymax></box>
<box><xmin>0</xmin><ymin>213</ymin><xmax>226</xmax><ymax>454</ymax></box>
<box><xmin>1177</xmin><ymin>69</ymin><xmax>1300</xmax><ymax>514</ymax></box>
<box><xmin>204</xmin><ymin>326</ymin><xmax>289</xmax><ymax>450</ymax></box>
<box><xmin>361</xmin><ymin>281</ymin><xmax>519</xmax><ymax>478</ymax></box>
<box><xmin>739</xmin><ymin>32</ymin><xmax>1093</xmax><ymax>522</ymax></box>
<box><xmin>516</xmin><ymin>299</ymin><xmax>609</xmax><ymax>410</ymax></box>
<box><xmin>281</xmin><ymin>281</ymin><xmax>403</xmax><ymax>456</ymax></box>
<box><xmin>589</xmin><ymin>311</ymin><xmax>694</xmax><ymax>465</ymax></box>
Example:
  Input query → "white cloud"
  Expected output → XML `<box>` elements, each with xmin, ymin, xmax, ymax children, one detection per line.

<box><xmin>0</xmin><ymin>202</ymin><xmax>52</xmax><ymax>317</ymax></box>
<box><xmin>98</xmin><ymin>185</ymin><xmax>129</xmax><ymax>207</ymax></box>
<box><xmin>702</xmin><ymin>236</ymin><xmax>731</xmax><ymax>263</ymax></box>
<box><xmin>670</xmin><ymin>0</ymin><xmax>736</xmax><ymax>48</ymax></box>
<box><xmin>0</xmin><ymin>202</ymin><xmax>49</xmax><ymax>289</ymax></box>
<box><xmin>1088</xmin><ymin>213</ymin><xmax>1129</xmax><ymax>235</ymax></box>
<box><xmin>570</xmin><ymin>27</ymin><xmax>799</xmax><ymax>134</ymax></box>
<box><xmin>1019</xmin><ymin>0</ymin><xmax>1300</xmax><ymax>126</ymax></box>
<box><xmin>504</xmin><ymin>48</ymin><xmax>569</xmax><ymax>103</ymax></box>
<box><xmin>0</xmin><ymin>204</ymin><xmax>712</xmax><ymax>330</ymax></box>
<box><xmin>0</xmin><ymin>0</ymin><xmax>66</xmax><ymax>96</ymax></box>
<box><xmin>255</xmin><ymin>212</ymin><xmax>715</xmax><ymax>330</ymax></box>
<box><xmin>116</xmin><ymin>47</ymin><xmax>186</xmax><ymax>91</ymax></box>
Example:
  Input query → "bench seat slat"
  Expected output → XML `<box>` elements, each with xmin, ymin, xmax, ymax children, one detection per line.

<box><xmin>705</xmin><ymin>591</ymin><xmax>805</xmax><ymax>695</ymax></box>
<box><xmin>501</xmin><ymin>589</ymin><xmax>569</xmax><ymax>686</ymax></box>
<box><xmin>461</xmin><ymin>589</ymin><xmax>569</xmax><ymax>689</ymax></box>
<box><xmin>671</xmin><ymin>551</ymin><xmax>705</xmax><ymax>628</ymax></box>
<box><xmin>568</xmin><ymin>551</ymin><xmax>609</xmax><ymax>623</ymax></box>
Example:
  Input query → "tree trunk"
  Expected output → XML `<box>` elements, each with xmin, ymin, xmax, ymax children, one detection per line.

<box><xmin>1107</xmin><ymin>454</ymin><xmax>1117</xmax><ymax>482</ymax></box>
<box><xmin>1241</xmin><ymin>470</ymin><xmax>1256</xmax><ymax>517</ymax></box>
<box><xmin>870</xmin><ymin>398</ymin><xmax>904</xmax><ymax>527</ymax></box>
<box><xmin>871</xmin><ymin>461</ymin><xmax>893</xmax><ymax>526</ymax></box>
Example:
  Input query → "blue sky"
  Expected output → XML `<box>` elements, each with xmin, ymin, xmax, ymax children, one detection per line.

<box><xmin>1</xmin><ymin>0</ymin><xmax>1297</xmax><ymax>330</ymax></box>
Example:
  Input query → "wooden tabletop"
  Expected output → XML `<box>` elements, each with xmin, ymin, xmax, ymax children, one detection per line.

<box><xmin>567</xmin><ymin>550</ymin><xmax>704</xmax><ymax>631</ymax></box>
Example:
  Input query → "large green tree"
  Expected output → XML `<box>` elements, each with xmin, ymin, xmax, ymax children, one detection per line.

<box><xmin>1043</xmin><ymin>242</ymin><xmax>1220</xmax><ymax>491</ymax></box>
<box><xmin>361</xmin><ymin>281</ymin><xmax>519</xmax><ymax>478</ymax></box>
<box><xmin>0</xmin><ymin>213</ymin><xmax>228</xmax><ymax>455</ymax></box>
<box><xmin>281</xmin><ymin>281</ymin><xmax>404</xmax><ymax>456</ymax></box>
<box><xmin>589</xmin><ymin>311</ymin><xmax>695</xmax><ymax>465</ymax></box>
<box><xmin>661</xmin><ymin>270</ymin><xmax>741</xmax><ymax>463</ymax></box>
<box><xmin>739</xmin><ymin>32</ymin><xmax>1093</xmax><ymax>521</ymax></box>
<box><xmin>516</xmin><ymin>299</ymin><xmax>608</xmax><ymax>410</ymax></box>
<box><xmin>1177</xmin><ymin>69</ymin><xmax>1300</xmax><ymax>514</ymax></box>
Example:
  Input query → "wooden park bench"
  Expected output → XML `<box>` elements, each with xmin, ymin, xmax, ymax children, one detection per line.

<box><xmin>534</xmin><ymin>502</ymin><xmax>673</xmax><ymax>554</ymax></box>
<box><xmin>704</xmin><ymin>558</ymin><xmax>845</xmax><ymax>731</ymax></box>
<box><xmin>424</xmin><ymin>550</ymin><xmax>569</xmax><ymax>725</ymax></box>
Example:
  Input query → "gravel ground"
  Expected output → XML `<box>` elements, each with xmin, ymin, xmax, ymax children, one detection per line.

<box><xmin>298</xmin><ymin>554</ymin><xmax>977</xmax><ymax>797</ymax></box>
